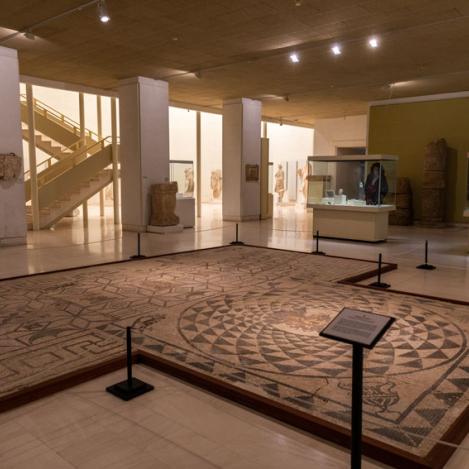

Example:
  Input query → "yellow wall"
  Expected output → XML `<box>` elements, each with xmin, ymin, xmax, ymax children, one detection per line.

<box><xmin>368</xmin><ymin>98</ymin><xmax>469</xmax><ymax>223</ymax></box>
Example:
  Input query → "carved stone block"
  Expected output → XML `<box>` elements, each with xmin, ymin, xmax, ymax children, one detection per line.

<box><xmin>0</xmin><ymin>153</ymin><xmax>22</xmax><ymax>181</ymax></box>
<box><xmin>150</xmin><ymin>182</ymin><xmax>180</xmax><ymax>226</ymax></box>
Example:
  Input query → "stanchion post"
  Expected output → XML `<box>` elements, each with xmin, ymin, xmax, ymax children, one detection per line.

<box><xmin>106</xmin><ymin>326</ymin><xmax>154</xmax><ymax>401</ymax></box>
<box><xmin>351</xmin><ymin>344</ymin><xmax>363</xmax><ymax>469</ymax></box>
<box><xmin>311</xmin><ymin>230</ymin><xmax>325</xmax><ymax>256</ymax></box>
<box><xmin>130</xmin><ymin>232</ymin><xmax>147</xmax><ymax>260</ymax></box>
<box><xmin>417</xmin><ymin>240</ymin><xmax>436</xmax><ymax>270</ymax></box>
<box><xmin>369</xmin><ymin>253</ymin><xmax>391</xmax><ymax>289</ymax></box>
<box><xmin>230</xmin><ymin>223</ymin><xmax>245</xmax><ymax>246</ymax></box>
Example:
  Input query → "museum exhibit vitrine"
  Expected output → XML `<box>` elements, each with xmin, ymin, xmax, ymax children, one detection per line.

<box><xmin>169</xmin><ymin>160</ymin><xmax>194</xmax><ymax>197</ymax></box>
<box><xmin>307</xmin><ymin>154</ymin><xmax>398</xmax><ymax>241</ymax></box>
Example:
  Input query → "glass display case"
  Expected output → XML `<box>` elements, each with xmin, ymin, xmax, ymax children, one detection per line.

<box><xmin>307</xmin><ymin>155</ymin><xmax>397</xmax><ymax>208</ymax></box>
<box><xmin>169</xmin><ymin>160</ymin><xmax>194</xmax><ymax>197</ymax></box>
<box><xmin>307</xmin><ymin>155</ymin><xmax>399</xmax><ymax>242</ymax></box>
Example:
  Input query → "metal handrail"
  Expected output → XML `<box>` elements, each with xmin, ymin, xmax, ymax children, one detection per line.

<box><xmin>20</xmin><ymin>93</ymin><xmax>100</xmax><ymax>142</ymax></box>
<box><xmin>24</xmin><ymin>136</ymin><xmax>118</xmax><ymax>183</ymax></box>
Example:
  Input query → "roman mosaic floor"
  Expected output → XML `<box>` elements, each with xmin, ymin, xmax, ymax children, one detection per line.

<box><xmin>0</xmin><ymin>246</ymin><xmax>468</xmax><ymax>462</ymax></box>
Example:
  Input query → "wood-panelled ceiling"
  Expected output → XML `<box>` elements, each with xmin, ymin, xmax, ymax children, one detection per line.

<box><xmin>2</xmin><ymin>0</ymin><xmax>469</xmax><ymax>124</ymax></box>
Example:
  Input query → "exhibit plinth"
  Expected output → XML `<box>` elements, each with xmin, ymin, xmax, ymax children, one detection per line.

<box><xmin>311</xmin><ymin>204</ymin><xmax>395</xmax><ymax>242</ymax></box>
<box><xmin>147</xmin><ymin>224</ymin><xmax>184</xmax><ymax>234</ymax></box>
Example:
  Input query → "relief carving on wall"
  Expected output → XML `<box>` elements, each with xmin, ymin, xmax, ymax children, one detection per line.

<box><xmin>0</xmin><ymin>153</ymin><xmax>22</xmax><ymax>181</ymax></box>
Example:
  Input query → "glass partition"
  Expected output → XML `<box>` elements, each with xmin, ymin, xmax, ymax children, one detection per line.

<box><xmin>170</xmin><ymin>160</ymin><xmax>194</xmax><ymax>197</ymax></box>
<box><xmin>307</xmin><ymin>156</ymin><xmax>397</xmax><ymax>208</ymax></box>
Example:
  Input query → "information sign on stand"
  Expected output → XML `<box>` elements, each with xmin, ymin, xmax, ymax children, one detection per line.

<box><xmin>320</xmin><ymin>308</ymin><xmax>395</xmax><ymax>469</ymax></box>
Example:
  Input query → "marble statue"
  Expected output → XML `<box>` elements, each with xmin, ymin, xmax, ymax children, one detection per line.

<box><xmin>210</xmin><ymin>169</ymin><xmax>222</xmax><ymax>200</ymax></box>
<box><xmin>0</xmin><ymin>153</ymin><xmax>22</xmax><ymax>181</ymax></box>
<box><xmin>274</xmin><ymin>164</ymin><xmax>285</xmax><ymax>203</ymax></box>
<box><xmin>150</xmin><ymin>181</ymin><xmax>180</xmax><ymax>226</ymax></box>
<box><xmin>184</xmin><ymin>167</ymin><xmax>194</xmax><ymax>195</ymax></box>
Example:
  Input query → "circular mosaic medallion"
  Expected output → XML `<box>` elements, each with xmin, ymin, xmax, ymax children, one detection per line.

<box><xmin>178</xmin><ymin>288</ymin><xmax>466</xmax><ymax>378</ymax></box>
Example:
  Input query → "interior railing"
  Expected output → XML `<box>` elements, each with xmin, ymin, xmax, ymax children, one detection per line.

<box><xmin>20</xmin><ymin>93</ymin><xmax>100</xmax><ymax>142</ymax></box>
<box><xmin>24</xmin><ymin>136</ymin><xmax>116</xmax><ymax>188</ymax></box>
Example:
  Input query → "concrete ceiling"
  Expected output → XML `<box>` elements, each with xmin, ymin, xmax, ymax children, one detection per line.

<box><xmin>2</xmin><ymin>0</ymin><xmax>469</xmax><ymax>125</ymax></box>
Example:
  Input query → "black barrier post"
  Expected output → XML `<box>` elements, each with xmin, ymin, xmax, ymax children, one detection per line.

<box><xmin>351</xmin><ymin>344</ymin><xmax>363</xmax><ymax>469</ymax></box>
<box><xmin>130</xmin><ymin>232</ymin><xmax>147</xmax><ymax>260</ymax></box>
<box><xmin>417</xmin><ymin>240</ymin><xmax>436</xmax><ymax>270</ymax></box>
<box><xmin>369</xmin><ymin>253</ymin><xmax>390</xmax><ymax>288</ymax></box>
<box><xmin>230</xmin><ymin>223</ymin><xmax>245</xmax><ymax>246</ymax></box>
<box><xmin>106</xmin><ymin>326</ymin><xmax>154</xmax><ymax>401</ymax></box>
<box><xmin>311</xmin><ymin>230</ymin><xmax>325</xmax><ymax>256</ymax></box>
<box><xmin>320</xmin><ymin>308</ymin><xmax>394</xmax><ymax>469</ymax></box>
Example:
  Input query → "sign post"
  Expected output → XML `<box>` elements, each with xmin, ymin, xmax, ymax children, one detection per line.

<box><xmin>320</xmin><ymin>308</ymin><xmax>395</xmax><ymax>469</ymax></box>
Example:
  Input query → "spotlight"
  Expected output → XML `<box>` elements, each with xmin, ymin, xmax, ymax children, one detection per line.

<box><xmin>98</xmin><ymin>0</ymin><xmax>110</xmax><ymax>23</ymax></box>
<box><xmin>23</xmin><ymin>31</ymin><xmax>35</xmax><ymax>40</ymax></box>
<box><xmin>368</xmin><ymin>37</ymin><xmax>379</xmax><ymax>48</ymax></box>
<box><xmin>331</xmin><ymin>44</ymin><xmax>342</xmax><ymax>56</ymax></box>
<box><xmin>289</xmin><ymin>52</ymin><xmax>300</xmax><ymax>63</ymax></box>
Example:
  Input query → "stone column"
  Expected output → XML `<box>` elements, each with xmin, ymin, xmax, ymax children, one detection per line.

<box><xmin>222</xmin><ymin>98</ymin><xmax>262</xmax><ymax>221</ymax></box>
<box><xmin>119</xmin><ymin>77</ymin><xmax>169</xmax><ymax>231</ymax></box>
<box><xmin>0</xmin><ymin>46</ymin><xmax>26</xmax><ymax>246</ymax></box>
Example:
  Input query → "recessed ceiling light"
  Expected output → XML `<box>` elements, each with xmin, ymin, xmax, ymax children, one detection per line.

<box><xmin>289</xmin><ymin>53</ymin><xmax>300</xmax><ymax>63</ymax></box>
<box><xmin>331</xmin><ymin>44</ymin><xmax>342</xmax><ymax>55</ymax></box>
<box><xmin>98</xmin><ymin>0</ymin><xmax>110</xmax><ymax>23</ymax></box>
<box><xmin>368</xmin><ymin>37</ymin><xmax>379</xmax><ymax>48</ymax></box>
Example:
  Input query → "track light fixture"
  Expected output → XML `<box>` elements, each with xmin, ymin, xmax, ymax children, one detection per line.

<box><xmin>289</xmin><ymin>52</ymin><xmax>300</xmax><ymax>63</ymax></box>
<box><xmin>368</xmin><ymin>36</ymin><xmax>379</xmax><ymax>48</ymax></box>
<box><xmin>98</xmin><ymin>0</ymin><xmax>110</xmax><ymax>23</ymax></box>
<box><xmin>331</xmin><ymin>44</ymin><xmax>342</xmax><ymax>55</ymax></box>
<box><xmin>23</xmin><ymin>30</ymin><xmax>35</xmax><ymax>40</ymax></box>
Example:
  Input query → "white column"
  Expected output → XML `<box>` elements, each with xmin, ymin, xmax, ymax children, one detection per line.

<box><xmin>222</xmin><ymin>98</ymin><xmax>262</xmax><ymax>221</ymax></box>
<box><xmin>97</xmin><ymin>95</ymin><xmax>105</xmax><ymax>217</ymax></box>
<box><xmin>111</xmin><ymin>97</ymin><xmax>120</xmax><ymax>225</ymax></box>
<box><xmin>26</xmin><ymin>84</ymin><xmax>40</xmax><ymax>230</ymax></box>
<box><xmin>119</xmin><ymin>77</ymin><xmax>169</xmax><ymax>231</ymax></box>
<box><xmin>79</xmin><ymin>92</ymin><xmax>88</xmax><ymax>228</ymax></box>
<box><xmin>0</xmin><ymin>47</ymin><xmax>27</xmax><ymax>246</ymax></box>
<box><xmin>196</xmin><ymin>111</ymin><xmax>202</xmax><ymax>218</ymax></box>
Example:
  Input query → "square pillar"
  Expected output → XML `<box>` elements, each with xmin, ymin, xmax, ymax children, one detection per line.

<box><xmin>119</xmin><ymin>77</ymin><xmax>169</xmax><ymax>231</ymax></box>
<box><xmin>0</xmin><ymin>46</ymin><xmax>26</xmax><ymax>246</ymax></box>
<box><xmin>222</xmin><ymin>98</ymin><xmax>262</xmax><ymax>221</ymax></box>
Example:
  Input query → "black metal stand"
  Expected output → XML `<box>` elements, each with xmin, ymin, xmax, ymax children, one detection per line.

<box><xmin>351</xmin><ymin>344</ymin><xmax>363</xmax><ymax>469</ymax></box>
<box><xmin>369</xmin><ymin>253</ymin><xmax>390</xmax><ymax>288</ymax></box>
<box><xmin>230</xmin><ymin>223</ymin><xmax>245</xmax><ymax>245</ymax></box>
<box><xmin>311</xmin><ymin>230</ymin><xmax>326</xmax><ymax>255</ymax></box>
<box><xmin>106</xmin><ymin>327</ymin><xmax>154</xmax><ymax>401</ymax></box>
<box><xmin>417</xmin><ymin>240</ymin><xmax>436</xmax><ymax>270</ymax></box>
<box><xmin>130</xmin><ymin>232</ymin><xmax>147</xmax><ymax>260</ymax></box>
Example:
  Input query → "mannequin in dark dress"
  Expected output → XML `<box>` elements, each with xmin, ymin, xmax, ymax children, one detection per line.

<box><xmin>365</xmin><ymin>162</ymin><xmax>388</xmax><ymax>205</ymax></box>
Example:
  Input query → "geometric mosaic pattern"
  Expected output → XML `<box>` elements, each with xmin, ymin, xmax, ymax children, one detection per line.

<box><xmin>0</xmin><ymin>246</ymin><xmax>467</xmax><ymax>460</ymax></box>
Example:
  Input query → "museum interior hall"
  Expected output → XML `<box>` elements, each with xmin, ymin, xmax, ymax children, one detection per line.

<box><xmin>1</xmin><ymin>1</ymin><xmax>469</xmax><ymax>468</ymax></box>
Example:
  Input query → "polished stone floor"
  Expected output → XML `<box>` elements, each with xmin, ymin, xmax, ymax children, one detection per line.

<box><xmin>0</xmin><ymin>204</ymin><xmax>468</xmax><ymax>468</ymax></box>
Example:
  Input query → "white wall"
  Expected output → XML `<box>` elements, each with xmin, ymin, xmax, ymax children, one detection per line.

<box><xmin>0</xmin><ymin>47</ymin><xmax>26</xmax><ymax>245</ymax></box>
<box><xmin>267</xmin><ymin>122</ymin><xmax>314</xmax><ymax>163</ymax></box>
<box><xmin>313</xmin><ymin>115</ymin><xmax>367</xmax><ymax>155</ymax></box>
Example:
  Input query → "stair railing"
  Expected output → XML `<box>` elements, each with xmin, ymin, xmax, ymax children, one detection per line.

<box><xmin>24</xmin><ymin>136</ymin><xmax>117</xmax><ymax>188</ymax></box>
<box><xmin>20</xmin><ymin>93</ymin><xmax>100</xmax><ymax>142</ymax></box>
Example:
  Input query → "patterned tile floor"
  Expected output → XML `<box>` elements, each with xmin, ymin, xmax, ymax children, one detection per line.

<box><xmin>0</xmin><ymin>246</ymin><xmax>468</xmax><ymax>462</ymax></box>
